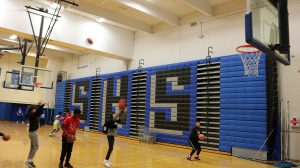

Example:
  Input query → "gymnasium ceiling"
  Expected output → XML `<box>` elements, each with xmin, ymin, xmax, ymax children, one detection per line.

<box><xmin>62</xmin><ymin>0</ymin><xmax>245</xmax><ymax>33</ymax></box>
<box><xmin>0</xmin><ymin>32</ymin><xmax>85</xmax><ymax>58</ymax></box>
<box><xmin>1</xmin><ymin>0</ymin><xmax>246</xmax><ymax>58</ymax></box>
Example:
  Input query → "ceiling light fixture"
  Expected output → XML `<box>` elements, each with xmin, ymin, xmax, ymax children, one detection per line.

<box><xmin>9</xmin><ymin>35</ymin><xmax>17</xmax><ymax>40</ymax></box>
<box><xmin>97</xmin><ymin>18</ymin><xmax>106</xmax><ymax>23</ymax></box>
<box><xmin>50</xmin><ymin>2</ymin><xmax>64</xmax><ymax>11</ymax></box>
<box><xmin>50</xmin><ymin>2</ymin><xmax>59</xmax><ymax>9</ymax></box>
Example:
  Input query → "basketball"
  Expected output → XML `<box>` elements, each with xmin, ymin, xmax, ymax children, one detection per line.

<box><xmin>119</xmin><ymin>98</ymin><xmax>126</xmax><ymax>110</ymax></box>
<box><xmin>199</xmin><ymin>134</ymin><xmax>205</xmax><ymax>141</ymax></box>
<box><xmin>67</xmin><ymin>135</ymin><xmax>76</xmax><ymax>143</ymax></box>
<box><xmin>87</xmin><ymin>38</ymin><xmax>93</xmax><ymax>44</ymax></box>
<box><xmin>2</xmin><ymin>134</ymin><xmax>10</xmax><ymax>141</ymax></box>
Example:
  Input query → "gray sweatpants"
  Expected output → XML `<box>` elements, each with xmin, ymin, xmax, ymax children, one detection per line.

<box><xmin>28</xmin><ymin>131</ymin><xmax>39</xmax><ymax>161</ymax></box>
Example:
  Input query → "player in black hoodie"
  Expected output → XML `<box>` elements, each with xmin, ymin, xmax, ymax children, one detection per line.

<box><xmin>187</xmin><ymin>121</ymin><xmax>202</xmax><ymax>161</ymax></box>
<box><xmin>25</xmin><ymin>102</ymin><xmax>46</xmax><ymax>168</ymax></box>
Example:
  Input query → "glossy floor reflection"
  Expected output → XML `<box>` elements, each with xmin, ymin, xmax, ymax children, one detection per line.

<box><xmin>0</xmin><ymin>121</ymin><xmax>275</xmax><ymax>168</ymax></box>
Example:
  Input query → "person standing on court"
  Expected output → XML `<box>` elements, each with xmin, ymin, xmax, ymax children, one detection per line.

<box><xmin>59</xmin><ymin>109</ymin><xmax>81</xmax><ymax>168</ymax></box>
<box><xmin>16</xmin><ymin>107</ymin><xmax>25</xmax><ymax>125</ymax></box>
<box><xmin>49</xmin><ymin>112</ymin><xmax>63</xmax><ymax>137</ymax></box>
<box><xmin>187</xmin><ymin>121</ymin><xmax>202</xmax><ymax>161</ymax></box>
<box><xmin>102</xmin><ymin>107</ymin><xmax>127</xmax><ymax>168</ymax></box>
<box><xmin>25</xmin><ymin>101</ymin><xmax>47</xmax><ymax>168</ymax></box>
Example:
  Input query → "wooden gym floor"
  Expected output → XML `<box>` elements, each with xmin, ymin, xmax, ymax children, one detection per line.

<box><xmin>0</xmin><ymin>121</ymin><xmax>275</xmax><ymax>168</ymax></box>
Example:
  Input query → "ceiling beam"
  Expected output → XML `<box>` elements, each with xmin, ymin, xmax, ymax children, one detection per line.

<box><xmin>0</xmin><ymin>27</ymin><xmax>132</xmax><ymax>61</ymax></box>
<box><xmin>114</xmin><ymin>0</ymin><xmax>180</xmax><ymax>26</ymax></box>
<box><xmin>71</xmin><ymin>1</ymin><xmax>153</xmax><ymax>33</ymax></box>
<box><xmin>179</xmin><ymin>0</ymin><xmax>213</xmax><ymax>16</ymax></box>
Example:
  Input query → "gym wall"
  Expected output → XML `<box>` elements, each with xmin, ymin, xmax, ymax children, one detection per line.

<box><xmin>55</xmin><ymin>54</ymin><xmax>270</xmax><ymax>154</ymax></box>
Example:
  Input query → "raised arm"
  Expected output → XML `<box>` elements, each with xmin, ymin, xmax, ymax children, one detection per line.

<box><xmin>114</xmin><ymin>108</ymin><xmax>127</xmax><ymax>123</ymax></box>
<box><xmin>36</xmin><ymin>103</ymin><xmax>46</xmax><ymax>117</ymax></box>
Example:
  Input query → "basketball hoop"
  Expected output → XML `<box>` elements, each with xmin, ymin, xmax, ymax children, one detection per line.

<box><xmin>236</xmin><ymin>44</ymin><xmax>262</xmax><ymax>76</ymax></box>
<box><xmin>33</xmin><ymin>82</ymin><xmax>43</xmax><ymax>88</ymax></box>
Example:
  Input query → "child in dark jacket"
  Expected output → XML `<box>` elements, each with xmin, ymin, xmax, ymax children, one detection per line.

<box><xmin>103</xmin><ymin>108</ymin><xmax>126</xmax><ymax>168</ymax></box>
<box><xmin>187</xmin><ymin>121</ymin><xmax>202</xmax><ymax>161</ymax></box>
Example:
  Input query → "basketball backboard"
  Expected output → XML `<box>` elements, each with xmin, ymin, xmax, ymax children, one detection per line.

<box><xmin>245</xmin><ymin>0</ymin><xmax>290</xmax><ymax>65</ymax></box>
<box><xmin>19</xmin><ymin>65</ymin><xmax>53</xmax><ymax>89</ymax></box>
<box><xmin>3</xmin><ymin>71</ymin><xmax>34</xmax><ymax>91</ymax></box>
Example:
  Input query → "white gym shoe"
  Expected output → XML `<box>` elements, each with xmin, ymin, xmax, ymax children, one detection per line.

<box><xmin>103</xmin><ymin>160</ymin><xmax>111</xmax><ymax>168</ymax></box>
<box><xmin>108</xmin><ymin>160</ymin><xmax>112</xmax><ymax>166</ymax></box>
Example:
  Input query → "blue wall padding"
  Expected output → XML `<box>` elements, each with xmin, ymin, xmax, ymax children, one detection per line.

<box><xmin>220</xmin><ymin>141</ymin><xmax>266</xmax><ymax>152</ymax></box>
<box><xmin>220</xmin><ymin>54</ymin><xmax>267</xmax><ymax>153</ymax></box>
<box><xmin>221</xmin><ymin>115</ymin><xmax>266</xmax><ymax>122</ymax></box>
<box><xmin>9</xmin><ymin>104</ymin><xmax>29</xmax><ymax>121</ymax></box>
<box><xmin>0</xmin><ymin>103</ymin><xmax>31</xmax><ymax>121</ymax></box>
<box><xmin>0</xmin><ymin>103</ymin><xmax>12</xmax><ymax>120</ymax></box>
<box><xmin>221</xmin><ymin>76</ymin><xmax>266</xmax><ymax>83</ymax></box>
<box><xmin>189</xmin><ymin>64</ymin><xmax>198</xmax><ymax>129</ymax></box>
<box><xmin>220</xmin><ymin>64</ymin><xmax>266</xmax><ymax>73</ymax></box>
<box><xmin>221</xmin><ymin>81</ymin><xmax>266</xmax><ymax>88</ymax></box>
<box><xmin>221</xmin><ymin>120</ymin><xmax>266</xmax><ymax>127</ymax></box>
<box><xmin>220</xmin><ymin>98</ymin><xmax>266</xmax><ymax>104</ymax></box>
<box><xmin>221</xmin><ymin>125</ymin><xmax>266</xmax><ymax>133</ymax></box>
<box><xmin>54</xmin><ymin>81</ymin><xmax>66</xmax><ymax>116</ymax></box>
<box><xmin>221</xmin><ymin>87</ymin><xmax>266</xmax><ymax>93</ymax></box>
<box><xmin>221</xmin><ymin>93</ymin><xmax>267</xmax><ymax>98</ymax></box>
<box><xmin>53</xmin><ymin>54</ymin><xmax>269</xmax><ymax>154</ymax></box>
<box><xmin>221</xmin><ymin>104</ymin><xmax>267</xmax><ymax>109</ymax></box>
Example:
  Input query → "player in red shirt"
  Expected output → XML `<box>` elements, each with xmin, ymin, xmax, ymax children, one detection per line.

<box><xmin>59</xmin><ymin>109</ymin><xmax>81</xmax><ymax>168</ymax></box>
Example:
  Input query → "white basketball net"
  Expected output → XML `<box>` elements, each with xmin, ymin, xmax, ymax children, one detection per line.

<box><xmin>237</xmin><ymin>45</ymin><xmax>262</xmax><ymax>76</ymax></box>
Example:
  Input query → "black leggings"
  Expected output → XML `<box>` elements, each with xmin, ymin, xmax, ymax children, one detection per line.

<box><xmin>105</xmin><ymin>135</ymin><xmax>115</xmax><ymax>160</ymax></box>
<box><xmin>60</xmin><ymin>137</ymin><xmax>74</xmax><ymax>164</ymax></box>
<box><xmin>189</xmin><ymin>139</ymin><xmax>201</xmax><ymax>156</ymax></box>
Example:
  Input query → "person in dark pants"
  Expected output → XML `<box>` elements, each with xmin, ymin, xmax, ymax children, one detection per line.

<box><xmin>59</xmin><ymin>109</ymin><xmax>81</xmax><ymax>168</ymax></box>
<box><xmin>103</xmin><ymin>108</ymin><xmax>127</xmax><ymax>168</ymax></box>
<box><xmin>25</xmin><ymin>102</ymin><xmax>46</xmax><ymax>168</ymax></box>
<box><xmin>187</xmin><ymin>121</ymin><xmax>202</xmax><ymax>161</ymax></box>
<box><xmin>16</xmin><ymin>107</ymin><xmax>25</xmax><ymax>125</ymax></box>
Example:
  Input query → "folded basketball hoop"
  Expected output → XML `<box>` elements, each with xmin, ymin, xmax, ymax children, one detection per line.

<box><xmin>236</xmin><ymin>44</ymin><xmax>262</xmax><ymax>76</ymax></box>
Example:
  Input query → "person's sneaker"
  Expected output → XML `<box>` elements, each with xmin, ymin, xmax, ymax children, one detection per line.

<box><xmin>194</xmin><ymin>155</ymin><xmax>200</xmax><ymax>160</ymax></box>
<box><xmin>103</xmin><ymin>160</ymin><xmax>111</xmax><ymax>167</ymax></box>
<box><xmin>64</xmin><ymin>162</ymin><xmax>73</xmax><ymax>168</ymax></box>
<box><xmin>49</xmin><ymin>133</ymin><xmax>53</xmax><ymax>137</ymax></box>
<box><xmin>25</xmin><ymin>161</ymin><xmax>36</xmax><ymax>168</ymax></box>
<box><xmin>108</xmin><ymin>160</ymin><xmax>112</xmax><ymax>166</ymax></box>
<box><xmin>187</xmin><ymin>156</ymin><xmax>192</xmax><ymax>161</ymax></box>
